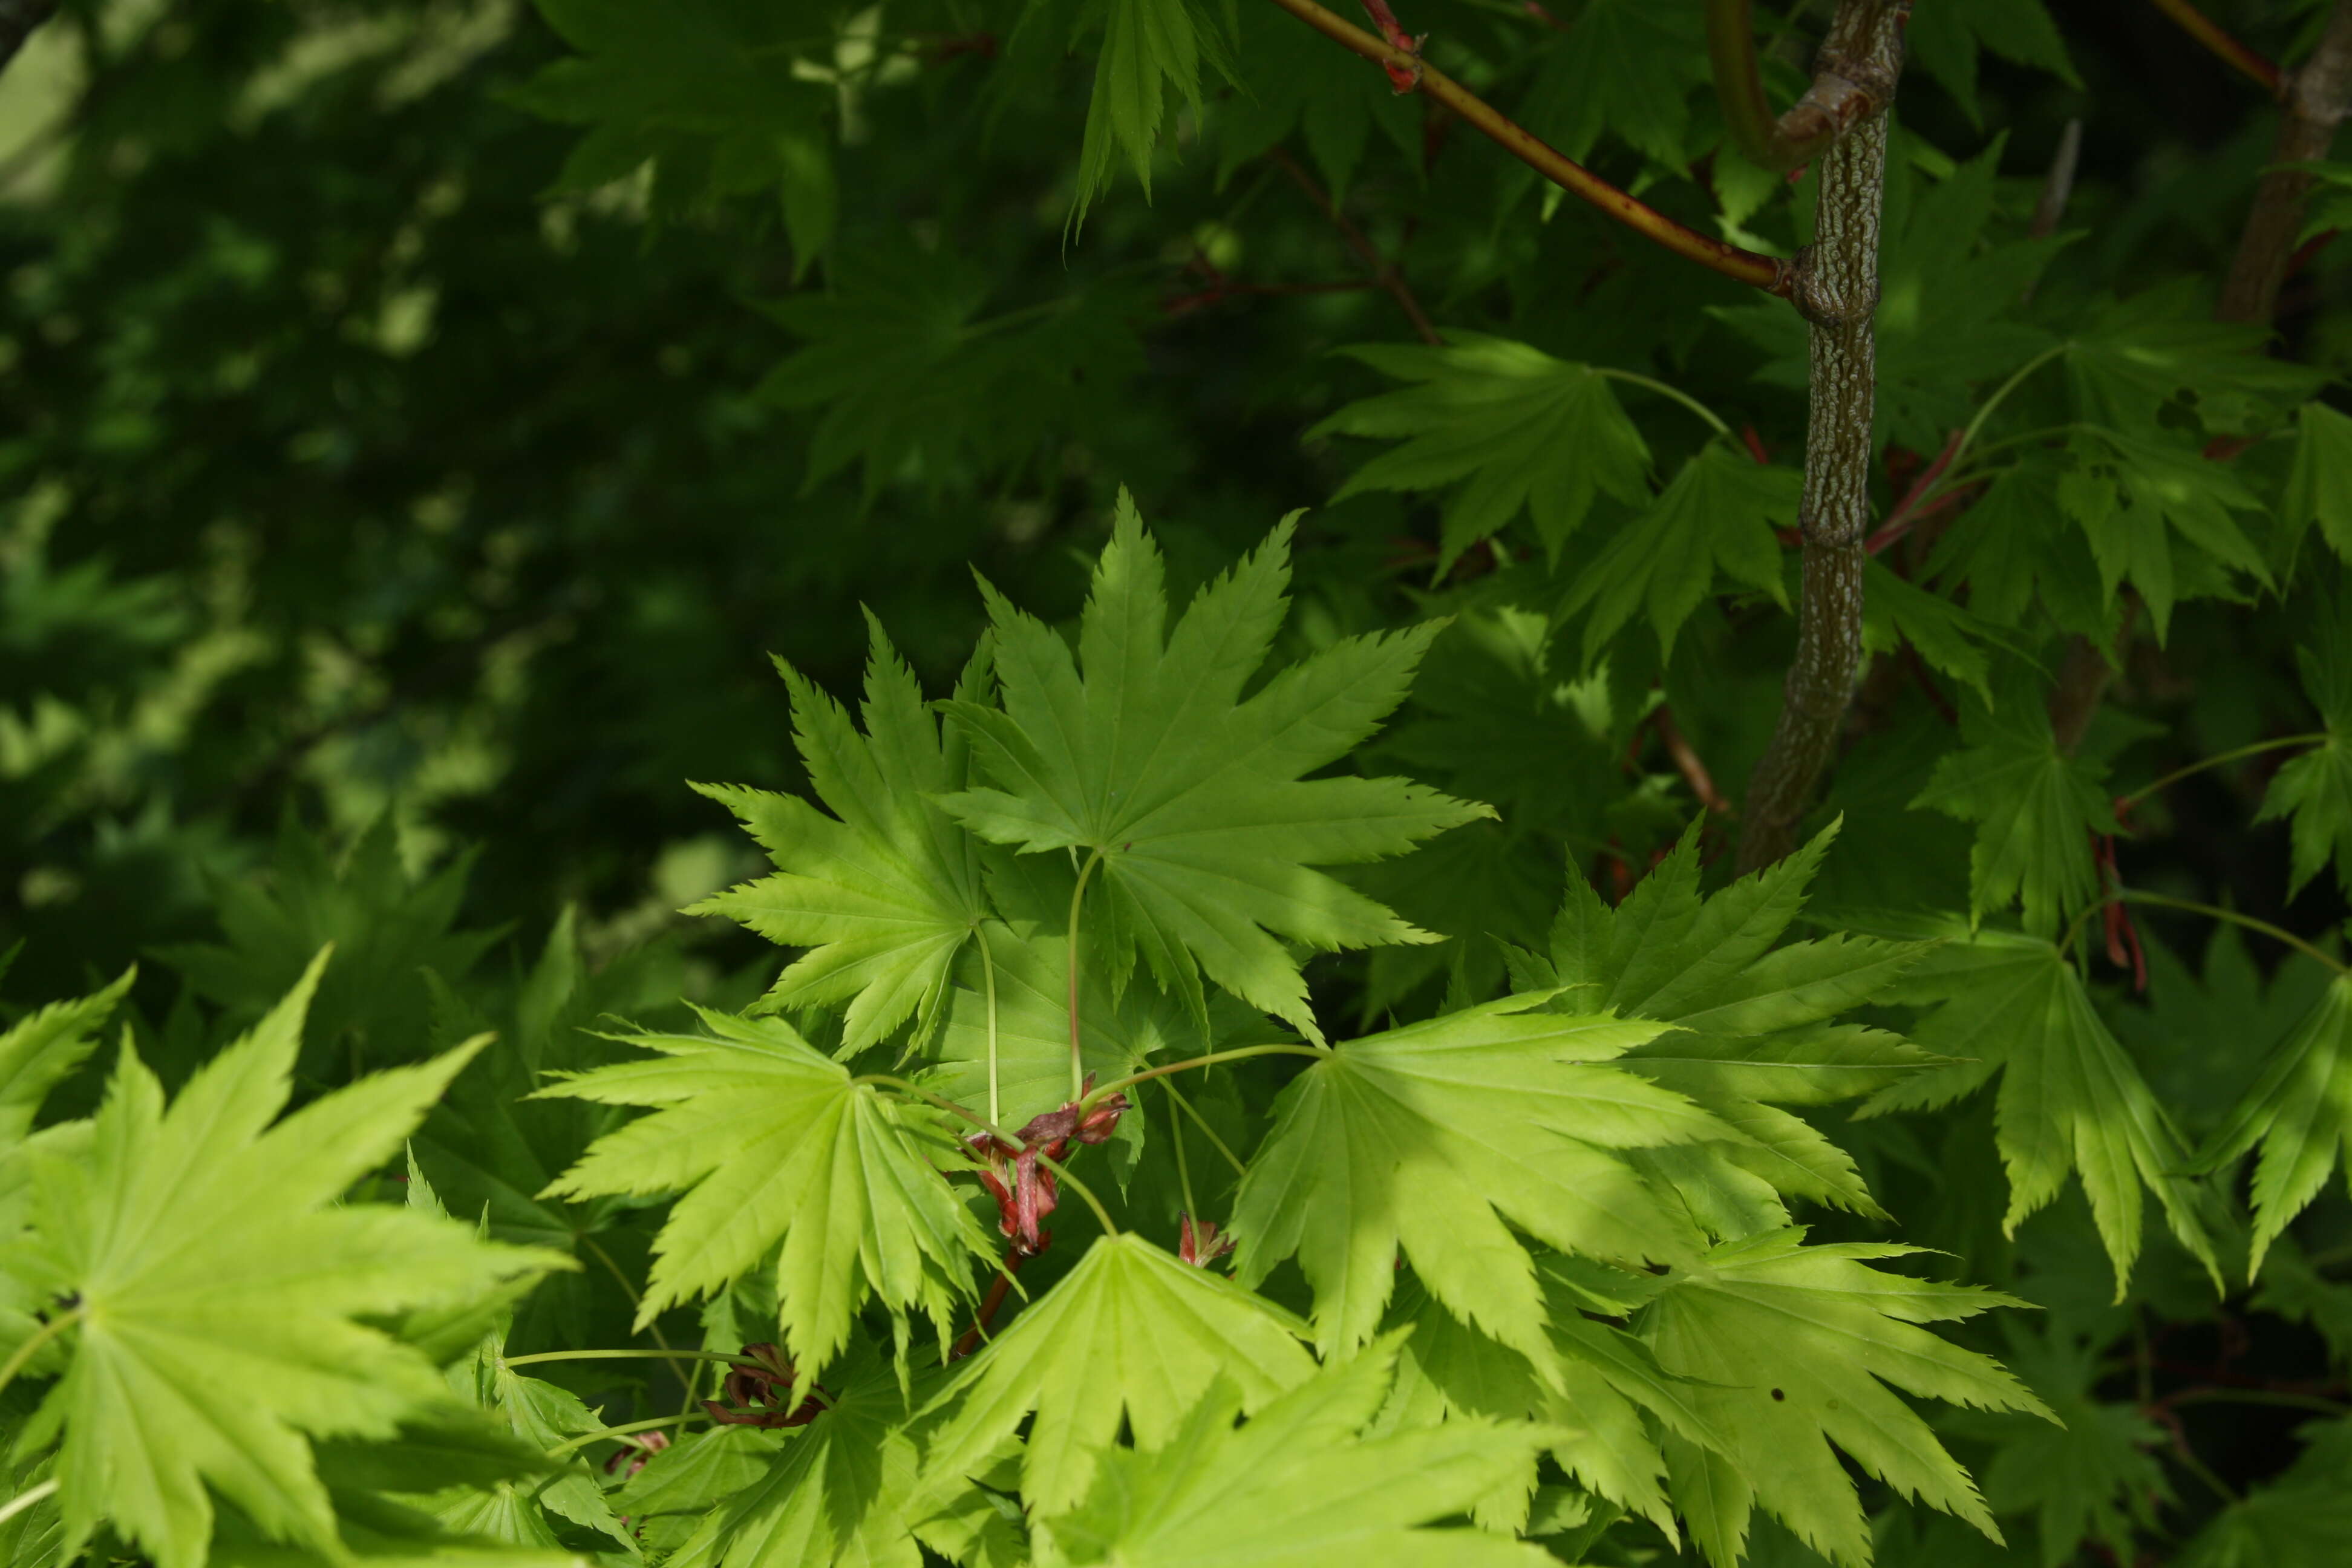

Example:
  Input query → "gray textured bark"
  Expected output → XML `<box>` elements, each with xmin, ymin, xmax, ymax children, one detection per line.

<box><xmin>2218</xmin><ymin>0</ymin><xmax>2352</xmax><ymax>325</ymax></box>
<box><xmin>1736</xmin><ymin>0</ymin><xmax>1907</xmax><ymax>871</ymax></box>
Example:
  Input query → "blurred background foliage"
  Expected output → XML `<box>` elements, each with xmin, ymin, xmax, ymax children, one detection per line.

<box><xmin>8</xmin><ymin>2</ymin><xmax>2352</xmax><ymax>1557</ymax></box>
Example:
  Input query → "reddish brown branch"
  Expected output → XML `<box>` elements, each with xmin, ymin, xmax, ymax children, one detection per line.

<box><xmin>950</xmin><ymin>1261</ymin><xmax>1021</xmax><ymax>1359</ymax></box>
<box><xmin>1655</xmin><ymin>706</ymin><xmax>1732</xmax><ymax>815</ymax></box>
<box><xmin>1266</xmin><ymin>146</ymin><xmax>1442</xmax><ymax>344</ymax></box>
<box><xmin>2147</xmin><ymin>0</ymin><xmax>2285</xmax><ymax>96</ymax></box>
<box><xmin>1261</xmin><ymin>0</ymin><xmax>1793</xmax><ymax>295</ymax></box>
<box><xmin>2219</xmin><ymin>0</ymin><xmax>2352</xmax><ymax>323</ymax></box>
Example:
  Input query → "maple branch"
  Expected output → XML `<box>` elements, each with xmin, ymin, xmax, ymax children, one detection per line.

<box><xmin>1266</xmin><ymin>146</ymin><xmax>1441</xmax><ymax>344</ymax></box>
<box><xmin>2219</xmin><ymin>0</ymin><xmax>2352</xmax><ymax>323</ymax></box>
<box><xmin>1738</xmin><ymin>0</ymin><xmax>1907</xmax><ymax>871</ymax></box>
<box><xmin>1652</xmin><ymin>705</ymin><xmax>1731</xmax><ymax>814</ymax></box>
<box><xmin>505</xmin><ymin>1348</ymin><xmax>765</xmax><ymax>1370</ymax></box>
<box><xmin>2146</xmin><ymin>0</ymin><xmax>2284</xmax><ymax>97</ymax></box>
<box><xmin>1707</xmin><ymin>0</ymin><xmax>1903</xmax><ymax>172</ymax></box>
<box><xmin>950</xmin><ymin>1257</ymin><xmax>1022</xmax><ymax>1359</ymax></box>
<box><xmin>1261</xmin><ymin>0</ymin><xmax>1792</xmax><ymax>295</ymax></box>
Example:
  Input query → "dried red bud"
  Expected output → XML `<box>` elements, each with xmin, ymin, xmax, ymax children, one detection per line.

<box><xmin>1178</xmin><ymin>1213</ymin><xmax>1234</xmax><ymax>1268</ymax></box>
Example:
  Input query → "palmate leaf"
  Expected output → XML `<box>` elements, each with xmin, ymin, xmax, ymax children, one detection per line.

<box><xmin>1381</xmin><ymin>1271</ymin><xmax>1723</xmax><ymax>1538</ymax></box>
<box><xmin>938</xmin><ymin>495</ymin><xmax>1489</xmax><ymax>1044</ymax></box>
<box><xmin>2179</xmin><ymin>1417</ymin><xmax>2352</xmax><ymax>1568</ymax></box>
<box><xmin>1066</xmin><ymin>0</ymin><xmax>1233</xmax><ymax>224</ymax></box>
<box><xmin>535</xmin><ymin>1009</ymin><xmax>994</xmax><ymax>1377</ymax></box>
<box><xmin>1308</xmin><ymin>334</ymin><xmax>1653</xmax><ymax>569</ymax></box>
<box><xmin>2258</xmin><ymin>596</ymin><xmax>2352</xmax><ymax>896</ymax></box>
<box><xmin>1972</xmin><ymin>1326</ymin><xmax>2171</xmax><ymax>1568</ymax></box>
<box><xmin>7</xmin><ymin>953</ymin><xmax>565</xmax><ymax>1568</ymax></box>
<box><xmin>1229</xmin><ymin>994</ymin><xmax>1716</xmax><ymax>1371</ymax></box>
<box><xmin>2194</xmin><ymin>974</ymin><xmax>2352</xmax><ymax>1278</ymax></box>
<box><xmin>1643</xmin><ymin>1229</ymin><xmax>2051</xmax><ymax>1568</ymax></box>
<box><xmin>508</xmin><ymin>0</ymin><xmax>837</xmax><ymax>256</ymax></box>
<box><xmin>690</xmin><ymin>621</ymin><xmax>993</xmax><ymax>1053</ymax></box>
<box><xmin>1912</xmin><ymin>675</ymin><xmax>2115</xmax><ymax>940</ymax></box>
<box><xmin>664</xmin><ymin>1341</ymin><xmax>931</xmax><ymax>1568</ymax></box>
<box><xmin>2062</xmin><ymin>281</ymin><xmax>2325</xmax><ymax>434</ymax></box>
<box><xmin>1860</xmin><ymin>920</ymin><xmax>2223</xmax><ymax>1293</ymax></box>
<box><xmin>756</xmin><ymin>250</ymin><xmax>1145</xmax><ymax>500</ymax></box>
<box><xmin>2283</xmin><ymin>400</ymin><xmax>2352</xmax><ymax>573</ymax></box>
<box><xmin>1038</xmin><ymin>1334</ymin><xmax>1552</xmax><ymax>1568</ymax></box>
<box><xmin>1905</xmin><ymin>0</ymin><xmax>2077</xmax><ymax>123</ymax></box>
<box><xmin>1513</xmin><ymin>0</ymin><xmax>1708</xmax><ymax>168</ymax></box>
<box><xmin>1508</xmin><ymin>822</ymin><xmax>1939</xmax><ymax>1228</ymax></box>
<box><xmin>920</xmin><ymin>1232</ymin><xmax>1316</xmax><ymax>1514</ymax></box>
<box><xmin>1558</xmin><ymin>440</ymin><xmax>1799</xmax><ymax>665</ymax></box>
<box><xmin>2057</xmin><ymin>429</ymin><xmax>2270</xmax><ymax>639</ymax></box>
<box><xmin>0</xmin><ymin>971</ymin><xmax>129</xmax><ymax>1154</ymax></box>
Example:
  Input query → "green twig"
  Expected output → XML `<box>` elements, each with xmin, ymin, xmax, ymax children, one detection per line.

<box><xmin>1035</xmin><ymin>1150</ymin><xmax>1119</xmax><ymax>1236</ymax></box>
<box><xmin>1164</xmin><ymin>1081</ymin><xmax>1198</xmax><ymax>1220</ymax></box>
<box><xmin>978</xmin><ymin>920</ymin><xmax>1004</xmax><ymax>1126</ymax></box>
<box><xmin>1944</xmin><ymin>344</ymin><xmax>2068</xmax><ymax>483</ymax></box>
<box><xmin>503</xmin><ymin>1348</ymin><xmax>765</xmax><ymax>1370</ymax></box>
<box><xmin>1083</xmin><ymin>1044</ymin><xmax>1329</xmax><ymax>1108</ymax></box>
<box><xmin>546</xmin><ymin>1411</ymin><xmax>711</xmax><ymax>1458</ymax></box>
<box><xmin>1068</xmin><ymin>849</ymin><xmax>1104</xmax><ymax>1105</ymax></box>
<box><xmin>1160</xmin><ymin>1074</ymin><xmax>1249</xmax><ymax>1181</ymax></box>
<box><xmin>854</xmin><ymin>1073</ymin><xmax>1017</xmax><ymax>1149</ymax></box>
<box><xmin>2115</xmin><ymin>734</ymin><xmax>2326</xmax><ymax>813</ymax></box>
<box><xmin>2163</xmin><ymin>1388</ymin><xmax>2348</xmax><ymax>1416</ymax></box>
<box><xmin>0</xmin><ymin>1309</ymin><xmax>80</xmax><ymax>1400</ymax></box>
<box><xmin>1592</xmin><ymin>369</ymin><xmax>1733</xmax><ymax>437</ymax></box>
<box><xmin>2114</xmin><ymin>890</ymin><xmax>2348</xmax><ymax>974</ymax></box>
<box><xmin>0</xmin><ymin>1479</ymin><xmax>57</xmax><ymax>1531</ymax></box>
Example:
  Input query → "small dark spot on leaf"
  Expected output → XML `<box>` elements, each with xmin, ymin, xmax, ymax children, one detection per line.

<box><xmin>1770</xmin><ymin>1388</ymin><xmax>1785</xmax><ymax>1401</ymax></box>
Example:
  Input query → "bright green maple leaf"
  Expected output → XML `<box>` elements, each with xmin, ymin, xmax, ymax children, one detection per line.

<box><xmin>1861</xmin><ymin>920</ymin><xmax>2222</xmax><ymax>1293</ymax></box>
<box><xmin>536</xmin><ymin>1008</ymin><xmax>994</xmax><ymax>1377</ymax></box>
<box><xmin>1912</xmin><ymin>679</ymin><xmax>2115</xmax><ymax>939</ymax></box>
<box><xmin>2258</xmin><ymin>601</ymin><xmax>2352</xmax><ymax>897</ymax></box>
<box><xmin>7</xmin><ymin>952</ymin><xmax>564</xmax><ymax>1568</ymax></box>
<box><xmin>1308</xmin><ymin>333</ymin><xmax>1654</xmax><ymax>569</ymax></box>
<box><xmin>1230</xmin><ymin>993</ymin><xmax>1717</xmax><ymax>1371</ymax></box>
<box><xmin>0</xmin><ymin>971</ymin><xmax>129</xmax><ymax>1155</ymax></box>
<box><xmin>690</xmin><ymin>622</ymin><xmax>993</xmax><ymax>1053</ymax></box>
<box><xmin>1559</xmin><ymin>440</ymin><xmax>1798</xmax><ymax>664</ymax></box>
<box><xmin>1643</xmin><ymin>1228</ymin><xmax>2053</xmax><ymax>1568</ymax></box>
<box><xmin>1508</xmin><ymin>822</ymin><xmax>1939</xmax><ymax>1229</ymax></box>
<box><xmin>938</xmin><ymin>494</ymin><xmax>1489</xmax><ymax>1044</ymax></box>
<box><xmin>2195</xmin><ymin>973</ymin><xmax>2352</xmax><ymax>1278</ymax></box>
<box><xmin>1039</xmin><ymin>1333</ymin><xmax>1553</xmax><ymax>1568</ymax></box>
<box><xmin>1067</xmin><ymin>0</ymin><xmax>1232</xmax><ymax>224</ymax></box>
<box><xmin>920</xmin><ymin>1231</ymin><xmax>1315</xmax><ymax>1514</ymax></box>
<box><xmin>1382</xmin><ymin>1271</ymin><xmax>1725</xmax><ymax>1538</ymax></box>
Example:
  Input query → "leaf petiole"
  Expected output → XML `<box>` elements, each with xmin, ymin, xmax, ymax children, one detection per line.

<box><xmin>0</xmin><ymin>1478</ymin><xmax>57</xmax><ymax>1530</ymax></box>
<box><xmin>1068</xmin><ymin>849</ymin><xmax>1105</xmax><ymax>1104</ymax></box>
<box><xmin>2113</xmin><ymin>890</ymin><xmax>2348</xmax><ymax>975</ymax></box>
<box><xmin>1083</xmin><ymin>1044</ymin><xmax>1329</xmax><ymax>1109</ymax></box>
<box><xmin>854</xmin><ymin>1073</ymin><xmax>1018</xmax><ymax>1149</ymax></box>
<box><xmin>1034</xmin><ymin>1150</ymin><xmax>1119</xmax><ymax>1236</ymax></box>
<box><xmin>978</xmin><ymin>920</ymin><xmax>1004</xmax><ymax>1126</ymax></box>
<box><xmin>503</xmin><ymin>1348</ymin><xmax>768</xmax><ymax>1370</ymax></box>
<box><xmin>2114</xmin><ymin>733</ymin><xmax>2326</xmax><ymax>812</ymax></box>
<box><xmin>545</xmin><ymin>1411</ymin><xmax>711</xmax><ymax>1458</ymax></box>
<box><xmin>1160</xmin><ymin>1074</ymin><xmax>1249</xmax><ymax>1180</ymax></box>
<box><xmin>0</xmin><ymin>1308</ymin><xmax>81</xmax><ymax>1400</ymax></box>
